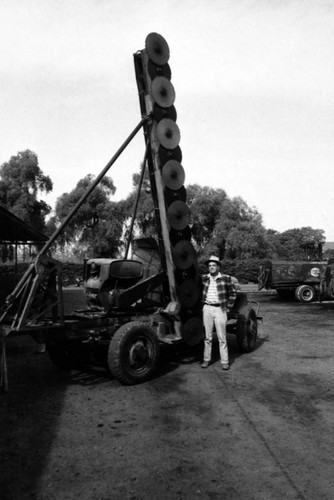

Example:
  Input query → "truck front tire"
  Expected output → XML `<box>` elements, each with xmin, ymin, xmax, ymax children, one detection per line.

<box><xmin>108</xmin><ymin>321</ymin><xmax>160</xmax><ymax>385</ymax></box>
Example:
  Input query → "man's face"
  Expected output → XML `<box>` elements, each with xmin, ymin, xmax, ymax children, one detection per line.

<box><xmin>208</xmin><ymin>263</ymin><xmax>219</xmax><ymax>276</ymax></box>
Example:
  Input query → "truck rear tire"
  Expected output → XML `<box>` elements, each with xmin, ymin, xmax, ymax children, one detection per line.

<box><xmin>295</xmin><ymin>285</ymin><xmax>315</xmax><ymax>303</ymax></box>
<box><xmin>236</xmin><ymin>308</ymin><xmax>258</xmax><ymax>353</ymax></box>
<box><xmin>108</xmin><ymin>321</ymin><xmax>160</xmax><ymax>385</ymax></box>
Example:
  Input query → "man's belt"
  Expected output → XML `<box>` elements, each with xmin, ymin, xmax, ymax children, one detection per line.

<box><xmin>205</xmin><ymin>302</ymin><xmax>220</xmax><ymax>307</ymax></box>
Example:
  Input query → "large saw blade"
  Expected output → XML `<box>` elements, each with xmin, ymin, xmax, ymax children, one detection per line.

<box><xmin>164</xmin><ymin>186</ymin><xmax>187</xmax><ymax>208</ymax></box>
<box><xmin>148</xmin><ymin>60</ymin><xmax>171</xmax><ymax>80</ymax></box>
<box><xmin>172</xmin><ymin>240</ymin><xmax>196</xmax><ymax>270</ymax></box>
<box><xmin>178</xmin><ymin>279</ymin><xmax>201</xmax><ymax>308</ymax></box>
<box><xmin>151</xmin><ymin>77</ymin><xmax>175</xmax><ymax>108</ymax></box>
<box><xmin>159</xmin><ymin>145</ymin><xmax>182</xmax><ymax>164</ymax></box>
<box><xmin>162</xmin><ymin>160</ymin><xmax>185</xmax><ymax>190</ymax></box>
<box><xmin>145</xmin><ymin>32</ymin><xmax>170</xmax><ymax>65</ymax></box>
<box><xmin>167</xmin><ymin>200</ymin><xmax>190</xmax><ymax>230</ymax></box>
<box><xmin>181</xmin><ymin>317</ymin><xmax>205</xmax><ymax>346</ymax></box>
<box><xmin>153</xmin><ymin>103</ymin><xmax>177</xmax><ymax>123</ymax></box>
<box><xmin>157</xmin><ymin>119</ymin><xmax>180</xmax><ymax>149</ymax></box>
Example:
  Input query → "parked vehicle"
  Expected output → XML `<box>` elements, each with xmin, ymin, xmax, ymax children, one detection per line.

<box><xmin>258</xmin><ymin>241</ymin><xmax>334</xmax><ymax>302</ymax></box>
<box><xmin>0</xmin><ymin>32</ymin><xmax>261</xmax><ymax>391</ymax></box>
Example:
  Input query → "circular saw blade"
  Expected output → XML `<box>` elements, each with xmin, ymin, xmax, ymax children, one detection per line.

<box><xmin>159</xmin><ymin>145</ymin><xmax>182</xmax><ymax>164</ymax></box>
<box><xmin>172</xmin><ymin>240</ymin><xmax>196</xmax><ymax>270</ymax></box>
<box><xmin>153</xmin><ymin>103</ymin><xmax>177</xmax><ymax>123</ymax></box>
<box><xmin>151</xmin><ymin>77</ymin><xmax>176</xmax><ymax>108</ymax></box>
<box><xmin>162</xmin><ymin>160</ymin><xmax>185</xmax><ymax>190</ymax></box>
<box><xmin>148</xmin><ymin>60</ymin><xmax>172</xmax><ymax>81</ymax></box>
<box><xmin>145</xmin><ymin>32</ymin><xmax>170</xmax><ymax>65</ymax></box>
<box><xmin>164</xmin><ymin>186</ymin><xmax>187</xmax><ymax>208</ymax></box>
<box><xmin>175</xmin><ymin>264</ymin><xmax>197</xmax><ymax>285</ymax></box>
<box><xmin>157</xmin><ymin>119</ymin><xmax>180</xmax><ymax>149</ymax></box>
<box><xmin>167</xmin><ymin>201</ymin><xmax>190</xmax><ymax>230</ymax></box>
<box><xmin>178</xmin><ymin>279</ymin><xmax>201</xmax><ymax>308</ymax></box>
<box><xmin>169</xmin><ymin>225</ymin><xmax>191</xmax><ymax>246</ymax></box>
<box><xmin>181</xmin><ymin>317</ymin><xmax>205</xmax><ymax>346</ymax></box>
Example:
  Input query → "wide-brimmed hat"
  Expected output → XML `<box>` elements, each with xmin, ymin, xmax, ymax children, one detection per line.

<box><xmin>205</xmin><ymin>255</ymin><xmax>221</xmax><ymax>266</ymax></box>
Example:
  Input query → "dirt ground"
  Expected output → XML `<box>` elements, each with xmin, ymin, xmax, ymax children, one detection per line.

<box><xmin>1</xmin><ymin>285</ymin><xmax>334</xmax><ymax>500</ymax></box>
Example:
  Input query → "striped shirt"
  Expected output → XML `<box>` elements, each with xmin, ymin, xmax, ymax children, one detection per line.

<box><xmin>202</xmin><ymin>272</ymin><xmax>237</xmax><ymax>310</ymax></box>
<box><xmin>206</xmin><ymin>274</ymin><xmax>220</xmax><ymax>303</ymax></box>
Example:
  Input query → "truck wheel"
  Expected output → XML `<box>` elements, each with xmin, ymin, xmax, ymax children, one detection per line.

<box><xmin>47</xmin><ymin>340</ymin><xmax>90</xmax><ymax>369</ymax></box>
<box><xmin>108</xmin><ymin>321</ymin><xmax>160</xmax><ymax>385</ymax></box>
<box><xmin>295</xmin><ymin>285</ymin><xmax>315</xmax><ymax>303</ymax></box>
<box><xmin>236</xmin><ymin>308</ymin><xmax>258</xmax><ymax>353</ymax></box>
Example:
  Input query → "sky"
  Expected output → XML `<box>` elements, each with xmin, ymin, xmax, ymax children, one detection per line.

<box><xmin>1</xmin><ymin>0</ymin><xmax>334</xmax><ymax>238</ymax></box>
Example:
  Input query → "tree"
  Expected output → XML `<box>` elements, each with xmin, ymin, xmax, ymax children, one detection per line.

<box><xmin>263</xmin><ymin>229</ymin><xmax>282</xmax><ymax>259</ymax></box>
<box><xmin>324</xmin><ymin>247</ymin><xmax>334</xmax><ymax>262</ymax></box>
<box><xmin>50</xmin><ymin>174</ymin><xmax>124</xmax><ymax>258</ymax></box>
<box><xmin>0</xmin><ymin>150</ymin><xmax>53</xmax><ymax>232</ymax></box>
<box><xmin>225</xmin><ymin>220</ymin><xmax>268</xmax><ymax>259</ymax></box>
<box><xmin>215</xmin><ymin>197</ymin><xmax>267</xmax><ymax>259</ymax></box>
<box><xmin>187</xmin><ymin>185</ymin><xmax>227</xmax><ymax>252</ymax></box>
<box><xmin>122</xmin><ymin>167</ymin><xmax>157</xmax><ymax>239</ymax></box>
<box><xmin>263</xmin><ymin>227</ymin><xmax>325</xmax><ymax>260</ymax></box>
<box><xmin>187</xmin><ymin>186</ymin><xmax>268</xmax><ymax>260</ymax></box>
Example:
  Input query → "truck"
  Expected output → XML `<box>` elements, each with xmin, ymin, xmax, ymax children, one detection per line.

<box><xmin>76</xmin><ymin>236</ymin><xmax>260</xmax><ymax>383</ymax></box>
<box><xmin>0</xmin><ymin>33</ymin><xmax>261</xmax><ymax>391</ymax></box>
<box><xmin>258</xmin><ymin>241</ymin><xmax>334</xmax><ymax>302</ymax></box>
<box><xmin>0</xmin><ymin>235</ymin><xmax>260</xmax><ymax>389</ymax></box>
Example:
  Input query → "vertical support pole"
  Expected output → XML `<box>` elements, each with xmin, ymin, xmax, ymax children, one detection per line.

<box><xmin>134</xmin><ymin>51</ymin><xmax>177</xmax><ymax>304</ymax></box>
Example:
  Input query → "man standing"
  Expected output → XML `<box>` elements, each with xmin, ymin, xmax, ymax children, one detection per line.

<box><xmin>201</xmin><ymin>255</ymin><xmax>237</xmax><ymax>370</ymax></box>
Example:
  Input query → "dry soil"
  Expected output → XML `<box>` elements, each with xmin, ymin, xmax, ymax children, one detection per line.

<box><xmin>0</xmin><ymin>286</ymin><xmax>333</xmax><ymax>500</ymax></box>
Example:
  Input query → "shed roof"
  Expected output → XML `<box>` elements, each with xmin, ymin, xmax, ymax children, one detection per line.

<box><xmin>0</xmin><ymin>205</ymin><xmax>48</xmax><ymax>243</ymax></box>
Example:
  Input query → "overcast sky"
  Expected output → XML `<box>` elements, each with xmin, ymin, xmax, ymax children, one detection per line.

<box><xmin>1</xmin><ymin>0</ymin><xmax>334</xmax><ymax>238</ymax></box>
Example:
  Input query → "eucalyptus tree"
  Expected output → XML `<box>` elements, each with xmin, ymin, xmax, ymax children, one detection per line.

<box><xmin>0</xmin><ymin>150</ymin><xmax>53</xmax><ymax>233</ymax></box>
<box><xmin>51</xmin><ymin>174</ymin><xmax>123</xmax><ymax>258</ymax></box>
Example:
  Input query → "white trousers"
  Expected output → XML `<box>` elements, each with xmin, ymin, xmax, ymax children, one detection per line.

<box><xmin>203</xmin><ymin>305</ymin><xmax>229</xmax><ymax>364</ymax></box>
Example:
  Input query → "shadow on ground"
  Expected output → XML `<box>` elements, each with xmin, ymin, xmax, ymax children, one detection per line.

<box><xmin>0</xmin><ymin>336</ymin><xmax>68</xmax><ymax>500</ymax></box>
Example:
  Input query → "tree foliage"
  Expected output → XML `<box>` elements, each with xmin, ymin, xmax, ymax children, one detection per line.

<box><xmin>116</xmin><ymin>181</ymin><xmax>326</xmax><ymax>264</ymax></box>
<box><xmin>324</xmin><ymin>248</ymin><xmax>334</xmax><ymax>262</ymax></box>
<box><xmin>188</xmin><ymin>185</ymin><xmax>227</xmax><ymax>251</ymax></box>
<box><xmin>49</xmin><ymin>174</ymin><xmax>124</xmax><ymax>258</ymax></box>
<box><xmin>187</xmin><ymin>185</ymin><xmax>268</xmax><ymax>261</ymax></box>
<box><xmin>122</xmin><ymin>167</ymin><xmax>157</xmax><ymax>239</ymax></box>
<box><xmin>1</xmin><ymin>150</ymin><xmax>328</xmax><ymax>272</ymax></box>
<box><xmin>0</xmin><ymin>150</ymin><xmax>53</xmax><ymax>232</ymax></box>
<box><xmin>262</xmin><ymin>227</ymin><xmax>325</xmax><ymax>260</ymax></box>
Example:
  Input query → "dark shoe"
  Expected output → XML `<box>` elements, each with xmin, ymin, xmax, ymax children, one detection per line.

<box><xmin>222</xmin><ymin>364</ymin><xmax>230</xmax><ymax>371</ymax></box>
<box><xmin>201</xmin><ymin>361</ymin><xmax>209</xmax><ymax>369</ymax></box>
